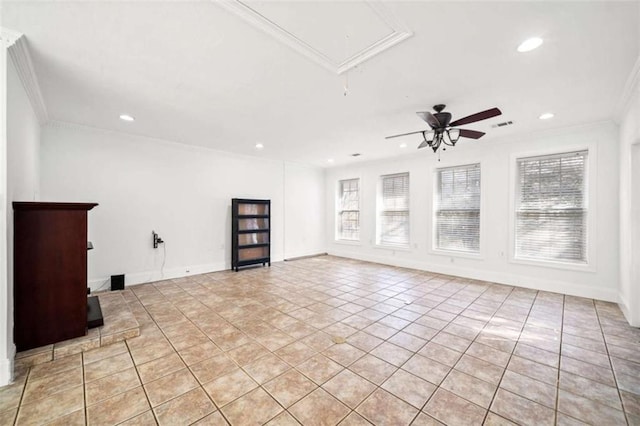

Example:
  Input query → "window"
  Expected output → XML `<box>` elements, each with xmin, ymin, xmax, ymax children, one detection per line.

<box><xmin>515</xmin><ymin>150</ymin><xmax>588</xmax><ymax>263</ymax></box>
<box><xmin>337</xmin><ymin>178</ymin><xmax>360</xmax><ymax>240</ymax></box>
<box><xmin>378</xmin><ymin>173</ymin><xmax>410</xmax><ymax>246</ymax></box>
<box><xmin>435</xmin><ymin>163</ymin><xmax>481</xmax><ymax>253</ymax></box>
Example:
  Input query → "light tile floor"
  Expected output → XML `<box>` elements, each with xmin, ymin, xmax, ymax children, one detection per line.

<box><xmin>1</xmin><ymin>255</ymin><xmax>639</xmax><ymax>425</ymax></box>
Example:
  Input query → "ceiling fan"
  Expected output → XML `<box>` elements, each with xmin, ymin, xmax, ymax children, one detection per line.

<box><xmin>386</xmin><ymin>104</ymin><xmax>502</xmax><ymax>153</ymax></box>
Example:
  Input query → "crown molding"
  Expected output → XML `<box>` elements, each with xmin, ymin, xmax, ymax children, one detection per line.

<box><xmin>214</xmin><ymin>0</ymin><xmax>412</xmax><ymax>75</ymax></box>
<box><xmin>7</xmin><ymin>34</ymin><xmax>49</xmax><ymax>125</ymax></box>
<box><xmin>44</xmin><ymin>119</ymin><xmax>289</xmax><ymax>165</ymax></box>
<box><xmin>615</xmin><ymin>54</ymin><xmax>640</xmax><ymax>123</ymax></box>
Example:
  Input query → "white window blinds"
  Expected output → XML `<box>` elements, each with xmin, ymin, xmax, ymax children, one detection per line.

<box><xmin>435</xmin><ymin>164</ymin><xmax>481</xmax><ymax>253</ymax></box>
<box><xmin>338</xmin><ymin>178</ymin><xmax>360</xmax><ymax>240</ymax></box>
<box><xmin>515</xmin><ymin>150</ymin><xmax>588</xmax><ymax>263</ymax></box>
<box><xmin>379</xmin><ymin>173</ymin><xmax>410</xmax><ymax>246</ymax></box>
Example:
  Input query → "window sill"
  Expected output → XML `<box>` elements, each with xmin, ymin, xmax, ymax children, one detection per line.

<box><xmin>374</xmin><ymin>244</ymin><xmax>411</xmax><ymax>252</ymax></box>
<box><xmin>429</xmin><ymin>248</ymin><xmax>483</xmax><ymax>260</ymax></box>
<box><xmin>509</xmin><ymin>256</ymin><xmax>596</xmax><ymax>273</ymax></box>
<box><xmin>334</xmin><ymin>239</ymin><xmax>362</xmax><ymax>246</ymax></box>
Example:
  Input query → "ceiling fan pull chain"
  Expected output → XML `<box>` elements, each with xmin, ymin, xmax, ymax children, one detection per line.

<box><xmin>343</xmin><ymin>34</ymin><xmax>350</xmax><ymax>96</ymax></box>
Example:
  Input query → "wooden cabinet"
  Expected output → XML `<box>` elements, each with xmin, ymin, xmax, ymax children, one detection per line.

<box><xmin>231</xmin><ymin>199</ymin><xmax>270</xmax><ymax>271</ymax></box>
<box><xmin>13</xmin><ymin>202</ymin><xmax>98</xmax><ymax>351</ymax></box>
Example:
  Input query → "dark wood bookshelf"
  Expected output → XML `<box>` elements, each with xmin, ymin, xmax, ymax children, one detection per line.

<box><xmin>231</xmin><ymin>198</ymin><xmax>271</xmax><ymax>272</ymax></box>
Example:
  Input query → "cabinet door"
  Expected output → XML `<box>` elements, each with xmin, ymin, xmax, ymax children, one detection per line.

<box><xmin>238</xmin><ymin>203</ymin><xmax>269</xmax><ymax>215</ymax></box>
<box><xmin>14</xmin><ymin>209</ymin><xmax>88</xmax><ymax>350</ymax></box>
<box><xmin>238</xmin><ymin>218</ymin><xmax>269</xmax><ymax>231</ymax></box>
<box><xmin>238</xmin><ymin>246</ymin><xmax>269</xmax><ymax>261</ymax></box>
<box><xmin>238</xmin><ymin>232</ymin><xmax>269</xmax><ymax>245</ymax></box>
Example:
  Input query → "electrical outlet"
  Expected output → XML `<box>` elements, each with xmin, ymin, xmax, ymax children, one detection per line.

<box><xmin>152</xmin><ymin>231</ymin><xmax>164</xmax><ymax>249</ymax></box>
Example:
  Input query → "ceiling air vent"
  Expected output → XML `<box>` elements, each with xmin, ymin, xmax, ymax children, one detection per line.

<box><xmin>491</xmin><ymin>121</ymin><xmax>514</xmax><ymax>128</ymax></box>
<box><xmin>351</xmin><ymin>153</ymin><xmax>362</xmax><ymax>157</ymax></box>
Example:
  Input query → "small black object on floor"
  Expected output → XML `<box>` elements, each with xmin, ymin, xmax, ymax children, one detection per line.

<box><xmin>111</xmin><ymin>274</ymin><xmax>125</xmax><ymax>291</ymax></box>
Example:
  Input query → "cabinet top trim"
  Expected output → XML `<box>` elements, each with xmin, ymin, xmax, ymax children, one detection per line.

<box><xmin>13</xmin><ymin>202</ymin><xmax>99</xmax><ymax>211</ymax></box>
<box><xmin>232</xmin><ymin>198</ymin><xmax>270</xmax><ymax>204</ymax></box>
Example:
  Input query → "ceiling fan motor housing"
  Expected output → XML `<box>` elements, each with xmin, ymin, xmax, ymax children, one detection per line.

<box><xmin>435</xmin><ymin>112</ymin><xmax>452</xmax><ymax>128</ymax></box>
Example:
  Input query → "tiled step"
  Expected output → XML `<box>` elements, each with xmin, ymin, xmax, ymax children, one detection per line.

<box><xmin>15</xmin><ymin>292</ymin><xmax>140</xmax><ymax>368</ymax></box>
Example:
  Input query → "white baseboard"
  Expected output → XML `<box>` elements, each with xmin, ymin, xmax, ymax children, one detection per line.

<box><xmin>89</xmin><ymin>261</ymin><xmax>226</xmax><ymax>291</ymax></box>
<box><xmin>284</xmin><ymin>250</ymin><xmax>327</xmax><ymax>261</ymax></box>
<box><xmin>328</xmin><ymin>249</ymin><xmax>619</xmax><ymax>303</ymax></box>
<box><xmin>0</xmin><ymin>344</ymin><xmax>16</xmax><ymax>386</ymax></box>
<box><xmin>88</xmin><ymin>255</ymin><xmax>286</xmax><ymax>291</ymax></box>
<box><xmin>618</xmin><ymin>292</ymin><xmax>639</xmax><ymax>327</ymax></box>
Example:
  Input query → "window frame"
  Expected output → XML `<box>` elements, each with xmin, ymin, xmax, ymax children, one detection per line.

<box><xmin>335</xmin><ymin>178</ymin><xmax>361</xmax><ymax>243</ymax></box>
<box><xmin>432</xmin><ymin>162</ymin><xmax>483</xmax><ymax>257</ymax></box>
<box><xmin>376</xmin><ymin>172</ymin><xmax>411</xmax><ymax>249</ymax></box>
<box><xmin>509</xmin><ymin>144</ymin><xmax>597</xmax><ymax>272</ymax></box>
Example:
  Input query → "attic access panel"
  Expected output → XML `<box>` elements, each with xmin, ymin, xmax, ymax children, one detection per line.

<box><xmin>215</xmin><ymin>0</ymin><xmax>412</xmax><ymax>74</ymax></box>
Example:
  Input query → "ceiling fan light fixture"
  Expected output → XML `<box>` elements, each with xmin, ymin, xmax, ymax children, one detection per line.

<box><xmin>424</xmin><ymin>131</ymin><xmax>435</xmax><ymax>144</ymax></box>
<box><xmin>517</xmin><ymin>37</ymin><xmax>543</xmax><ymax>52</ymax></box>
<box><xmin>447</xmin><ymin>128</ymin><xmax>461</xmax><ymax>144</ymax></box>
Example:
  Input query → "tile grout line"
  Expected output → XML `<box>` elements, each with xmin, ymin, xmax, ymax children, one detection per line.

<box><xmin>82</xmin><ymin>351</ymin><xmax>88</xmax><ymax>426</ymax></box>
<box><xmin>593</xmin><ymin>299</ymin><xmax>631</xmax><ymax>426</ymax></box>
<box><xmin>553</xmin><ymin>294</ymin><xmax>566</xmax><ymax>426</ymax></box>
<box><xmin>122</xmin><ymin>338</ymin><xmax>160</xmax><ymax>425</ymax></box>
<box><xmin>12</xmin><ymin>364</ymin><xmax>32</xmax><ymax>426</ymax></box>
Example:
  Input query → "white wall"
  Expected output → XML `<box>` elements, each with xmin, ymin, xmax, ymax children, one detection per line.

<box><xmin>0</xmin><ymin>29</ymin><xmax>9</xmax><ymax>388</ymax></box>
<box><xmin>284</xmin><ymin>162</ymin><xmax>325</xmax><ymax>259</ymax></box>
<box><xmin>1</xmin><ymin>56</ymin><xmax>41</xmax><ymax>385</ymax></box>
<box><xmin>325</xmin><ymin>122</ymin><xmax>620</xmax><ymax>302</ymax></box>
<box><xmin>618</xmin><ymin>60</ymin><xmax>640</xmax><ymax>326</ymax></box>
<box><xmin>40</xmin><ymin>122</ymin><xmax>325</xmax><ymax>291</ymax></box>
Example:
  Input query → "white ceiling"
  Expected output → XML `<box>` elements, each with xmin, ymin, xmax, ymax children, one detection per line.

<box><xmin>3</xmin><ymin>1</ymin><xmax>639</xmax><ymax>167</ymax></box>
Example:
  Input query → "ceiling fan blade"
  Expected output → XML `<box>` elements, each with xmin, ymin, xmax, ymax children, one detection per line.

<box><xmin>385</xmin><ymin>130</ymin><xmax>425</xmax><ymax>139</ymax></box>
<box><xmin>450</xmin><ymin>108</ymin><xmax>502</xmax><ymax>127</ymax></box>
<box><xmin>416</xmin><ymin>112</ymin><xmax>440</xmax><ymax>129</ymax></box>
<box><xmin>459</xmin><ymin>129</ymin><xmax>486</xmax><ymax>139</ymax></box>
<box><xmin>418</xmin><ymin>140</ymin><xmax>430</xmax><ymax>149</ymax></box>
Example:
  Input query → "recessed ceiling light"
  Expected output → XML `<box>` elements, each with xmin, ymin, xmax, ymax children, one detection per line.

<box><xmin>255</xmin><ymin>143</ymin><xmax>264</xmax><ymax>149</ymax></box>
<box><xmin>327</xmin><ymin>158</ymin><xmax>334</xmax><ymax>163</ymax></box>
<box><xmin>119</xmin><ymin>114</ymin><xmax>135</xmax><ymax>122</ymax></box>
<box><xmin>539</xmin><ymin>112</ymin><xmax>554</xmax><ymax>120</ymax></box>
<box><xmin>517</xmin><ymin>37</ymin><xmax>543</xmax><ymax>53</ymax></box>
<box><xmin>399</xmin><ymin>143</ymin><xmax>407</xmax><ymax>148</ymax></box>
